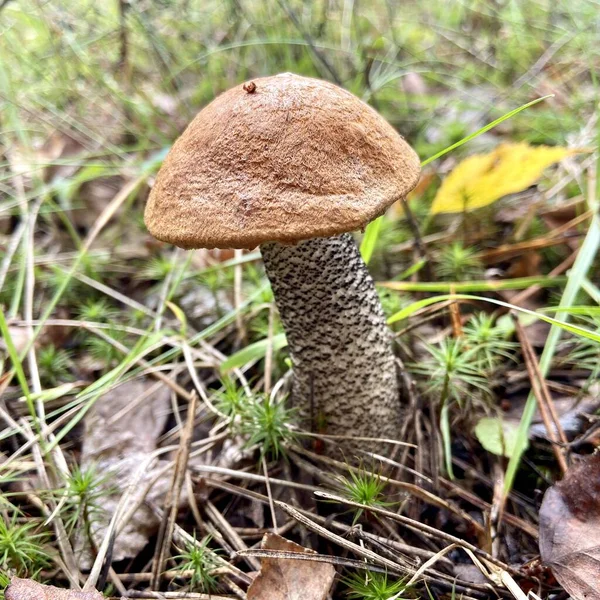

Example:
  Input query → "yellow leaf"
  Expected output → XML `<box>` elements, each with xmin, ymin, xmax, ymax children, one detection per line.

<box><xmin>430</xmin><ymin>142</ymin><xmax>581</xmax><ymax>215</ymax></box>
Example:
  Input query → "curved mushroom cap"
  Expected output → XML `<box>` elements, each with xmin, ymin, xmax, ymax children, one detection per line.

<box><xmin>145</xmin><ymin>73</ymin><xmax>420</xmax><ymax>249</ymax></box>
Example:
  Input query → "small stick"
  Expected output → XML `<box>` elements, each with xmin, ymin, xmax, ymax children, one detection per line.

<box><xmin>237</xmin><ymin>548</ymin><xmax>403</xmax><ymax>572</ymax></box>
<box><xmin>276</xmin><ymin>501</ymin><xmax>498</xmax><ymax>598</ymax></box>
<box><xmin>206</xmin><ymin>477</ymin><xmax>457</xmax><ymax>566</ymax></box>
<box><xmin>275</xmin><ymin>500</ymin><xmax>408</xmax><ymax>574</ymax></box>
<box><xmin>509</xmin><ymin>249</ymin><xmax>578</xmax><ymax>307</ymax></box>
<box><xmin>151</xmin><ymin>392</ymin><xmax>198</xmax><ymax>588</ymax></box>
<box><xmin>477</xmin><ymin>209</ymin><xmax>592</xmax><ymax>262</ymax></box>
<box><xmin>449</xmin><ymin>285</ymin><xmax>463</xmax><ymax>338</ymax></box>
<box><xmin>313</xmin><ymin>491</ymin><xmax>513</xmax><ymax>574</ymax></box>
<box><xmin>399</xmin><ymin>196</ymin><xmax>433</xmax><ymax>280</ymax></box>
<box><xmin>262</xmin><ymin>454</ymin><xmax>278</xmax><ymax>532</ymax></box>
<box><xmin>205</xmin><ymin>500</ymin><xmax>260</xmax><ymax>571</ymax></box>
<box><xmin>289</xmin><ymin>445</ymin><xmax>484</xmax><ymax>534</ymax></box>
<box><xmin>125</xmin><ymin>593</ymin><xmax>234</xmax><ymax>599</ymax></box>
<box><xmin>513</xmin><ymin>313</ymin><xmax>568</xmax><ymax>474</ymax></box>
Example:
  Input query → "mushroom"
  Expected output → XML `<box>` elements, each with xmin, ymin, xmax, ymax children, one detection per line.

<box><xmin>145</xmin><ymin>73</ymin><xmax>420</xmax><ymax>454</ymax></box>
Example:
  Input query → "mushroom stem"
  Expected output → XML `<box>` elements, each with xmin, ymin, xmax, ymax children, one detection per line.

<box><xmin>260</xmin><ymin>233</ymin><xmax>402</xmax><ymax>454</ymax></box>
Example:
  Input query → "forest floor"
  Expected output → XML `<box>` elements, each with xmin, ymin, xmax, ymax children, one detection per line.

<box><xmin>0</xmin><ymin>1</ymin><xmax>599</xmax><ymax>599</ymax></box>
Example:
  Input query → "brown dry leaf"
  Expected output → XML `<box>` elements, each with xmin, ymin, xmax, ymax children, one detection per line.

<box><xmin>247</xmin><ymin>533</ymin><xmax>336</xmax><ymax>600</ymax></box>
<box><xmin>539</xmin><ymin>454</ymin><xmax>600</xmax><ymax>600</ymax></box>
<box><xmin>5</xmin><ymin>577</ymin><xmax>102</xmax><ymax>600</ymax></box>
<box><xmin>504</xmin><ymin>389</ymin><xmax>600</xmax><ymax>440</ymax></box>
<box><xmin>75</xmin><ymin>378</ymin><xmax>172</xmax><ymax>567</ymax></box>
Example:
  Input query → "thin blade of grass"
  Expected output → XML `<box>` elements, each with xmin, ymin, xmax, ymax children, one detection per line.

<box><xmin>220</xmin><ymin>333</ymin><xmax>288</xmax><ymax>372</ymax></box>
<box><xmin>0</xmin><ymin>308</ymin><xmax>37</xmax><ymax>429</ymax></box>
<box><xmin>387</xmin><ymin>293</ymin><xmax>600</xmax><ymax>343</ymax></box>
<box><xmin>381</xmin><ymin>275</ymin><xmax>566</xmax><ymax>293</ymax></box>
<box><xmin>420</xmin><ymin>95</ymin><xmax>553</xmax><ymax>167</ymax></box>
<box><xmin>360</xmin><ymin>215</ymin><xmax>384</xmax><ymax>264</ymax></box>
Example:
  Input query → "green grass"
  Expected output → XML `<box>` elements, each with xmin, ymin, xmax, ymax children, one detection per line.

<box><xmin>174</xmin><ymin>535</ymin><xmax>220</xmax><ymax>594</ymax></box>
<box><xmin>239</xmin><ymin>394</ymin><xmax>297</xmax><ymax>460</ymax></box>
<box><xmin>344</xmin><ymin>570</ymin><xmax>415</xmax><ymax>600</ymax></box>
<box><xmin>0</xmin><ymin>513</ymin><xmax>51</xmax><ymax>577</ymax></box>
<box><xmin>335</xmin><ymin>466</ymin><xmax>394</xmax><ymax>524</ymax></box>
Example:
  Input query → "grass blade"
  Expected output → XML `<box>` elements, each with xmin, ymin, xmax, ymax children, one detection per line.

<box><xmin>504</xmin><ymin>210</ymin><xmax>600</xmax><ymax>492</ymax></box>
<box><xmin>220</xmin><ymin>333</ymin><xmax>287</xmax><ymax>372</ymax></box>
<box><xmin>360</xmin><ymin>215</ymin><xmax>384</xmax><ymax>264</ymax></box>
<box><xmin>387</xmin><ymin>293</ymin><xmax>600</xmax><ymax>344</ymax></box>
<box><xmin>381</xmin><ymin>276</ymin><xmax>565</xmax><ymax>293</ymax></box>
<box><xmin>420</xmin><ymin>95</ymin><xmax>553</xmax><ymax>167</ymax></box>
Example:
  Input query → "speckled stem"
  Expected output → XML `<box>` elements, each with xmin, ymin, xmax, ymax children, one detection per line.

<box><xmin>260</xmin><ymin>233</ymin><xmax>402</xmax><ymax>455</ymax></box>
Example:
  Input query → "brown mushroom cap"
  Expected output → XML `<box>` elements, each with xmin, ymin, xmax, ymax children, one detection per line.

<box><xmin>145</xmin><ymin>73</ymin><xmax>420</xmax><ymax>249</ymax></box>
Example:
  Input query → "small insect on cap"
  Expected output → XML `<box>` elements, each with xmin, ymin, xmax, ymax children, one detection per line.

<box><xmin>145</xmin><ymin>73</ymin><xmax>420</xmax><ymax>250</ymax></box>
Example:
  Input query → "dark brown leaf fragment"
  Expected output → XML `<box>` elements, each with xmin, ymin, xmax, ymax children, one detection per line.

<box><xmin>247</xmin><ymin>533</ymin><xmax>336</xmax><ymax>600</ymax></box>
<box><xmin>539</xmin><ymin>454</ymin><xmax>600</xmax><ymax>600</ymax></box>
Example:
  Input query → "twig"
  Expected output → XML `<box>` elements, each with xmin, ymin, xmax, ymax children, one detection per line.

<box><xmin>289</xmin><ymin>445</ymin><xmax>484</xmax><ymax>535</ymax></box>
<box><xmin>512</xmin><ymin>313</ymin><xmax>568</xmax><ymax>474</ymax></box>
<box><xmin>125</xmin><ymin>593</ymin><xmax>234</xmax><ymax>599</ymax></box>
<box><xmin>207</xmin><ymin>477</ymin><xmax>458</xmax><ymax>566</ymax></box>
<box><xmin>85</xmin><ymin>454</ymin><xmax>162</xmax><ymax>590</ymax></box>
<box><xmin>262</xmin><ymin>454</ymin><xmax>278</xmax><ymax>532</ymax></box>
<box><xmin>151</xmin><ymin>392</ymin><xmax>198</xmax><ymax>588</ymax></box>
<box><xmin>205</xmin><ymin>501</ymin><xmax>261</xmax><ymax>571</ymax></box>
<box><xmin>277</xmin><ymin>500</ymin><xmax>500</xmax><ymax>597</ymax></box>
<box><xmin>236</xmin><ymin>548</ymin><xmax>399</xmax><ymax>572</ymax></box>
<box><xmin>449</xmin><ymin>284</ymin><xmax>463</xmax><ymax>338</ymax></box>
<box><xmin>313</xmin><ymin>491</ymin><xmax>513</xmax><ymax>573</ymax></box>
<box><xmin>509</xmin><ymin>249</ymin><xmax>578</xmax><ymax>307</ymax></box>
<box><xmin>274</xmin><ymin>500</ymin><xmax>408</xmax><ymax>574</ymax></box>
<box><xmin>399</xmin><ymin>195</ymin><xmax>432</xmax><ymax>279</ymax></box>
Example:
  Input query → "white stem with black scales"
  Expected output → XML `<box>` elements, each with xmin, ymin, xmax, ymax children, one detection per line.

<box><xmin>260</xmin><ymin>233</ymin><xmax>402</xmax><ymax>454</ymax></box>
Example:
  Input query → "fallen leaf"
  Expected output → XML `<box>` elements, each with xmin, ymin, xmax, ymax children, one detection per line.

<box><xmin>539</xmin><ymin>454</ymin><xmax>600</xmax><ymax>600</ymax></box>
<box><xmin>430</xmin><ymin>143</ymin><xmax>581</xmax><ymax>214</ymax></box>
<box><xmin>453</xmin><ymin>564</ymin><xmax>488</xmax><ymax>584</ymax></box>
<box><xmin>75</xmin><ymin>378</ymin><xmax>172</xmax><ymax>567</ymax></box>
<box><xmin>5</xmin><ymin>577</ymin><xmax>102</xmax><ymax>600</ymax></box>
<box><xmin>247</xmin><ymin>533</ymin><xmax>336</xmax><ymax>600</ymax></box>
<box><xmin>503</xmin><ymin>388</ymin><xmax>600</xmax><ymax>440</ymax></box>
<box><xmin>474</xmin><ymin>416</ymin><xmax>522</xmax><ymax>458</ymax></box>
